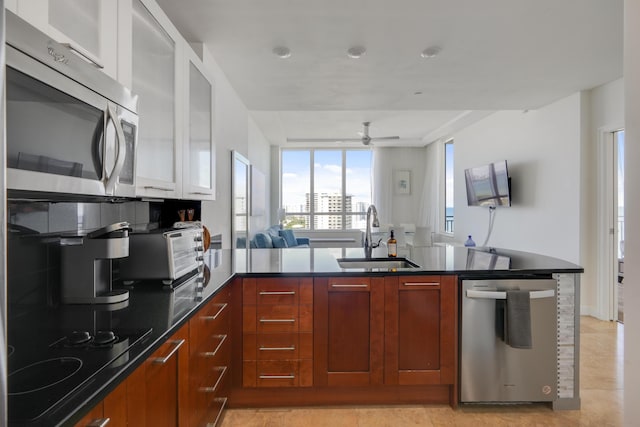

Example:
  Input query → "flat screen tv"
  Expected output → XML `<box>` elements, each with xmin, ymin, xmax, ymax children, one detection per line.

<box><xmin>465</xmin><ymin>160</ymin><xmax>511</xmax><ymax>207</ymax></box>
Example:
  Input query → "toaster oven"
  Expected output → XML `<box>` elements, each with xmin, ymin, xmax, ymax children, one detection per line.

<box><xmin>119</xmin><ymin>227</ymin><xmax>204</xmax><ymax>284</ymax></box>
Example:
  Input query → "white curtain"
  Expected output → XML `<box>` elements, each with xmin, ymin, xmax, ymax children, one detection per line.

<box><xmin>371</xmin><ymin>147</ymin><xmax>393</xmax><ymax>225</ymax></box>
<box><xmin>417</xmin><ymin>141</ymin><xmax>443</xmax><ymax>231</ymax></box>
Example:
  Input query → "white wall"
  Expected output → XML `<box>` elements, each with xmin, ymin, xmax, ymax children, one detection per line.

<box><xmin>624</xmin><ymin>0</ymin><xmax>640</xmax><ymax>424</ymax></box>
<box><xmin>374</xmin><ymin>147</ymin><xmax>427</xmax><ymax>227</ymax></box>
<box><xmin>452</xmin><ymin>93</ymin><xmax>583</xmax><ymax>264</ymax></box>
<box><xmin>248</xmin><ymin>117</ymin><xmax>271</xmax><ymax>234</ymax></box>
<box><xmin>199</xmin><ymin>48</ymin><xmax>271</xmax><ymax>248</ymax></box>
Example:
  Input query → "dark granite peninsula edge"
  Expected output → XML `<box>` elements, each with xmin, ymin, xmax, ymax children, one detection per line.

<box><xmin>12</xmin><ymin>247</ymin><xmax>582</xmax><ymax>425</ymax></box>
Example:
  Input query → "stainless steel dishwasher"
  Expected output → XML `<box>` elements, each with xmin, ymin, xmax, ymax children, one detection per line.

<box><xmin>460</xmin><ymin>278</ymin><xmax>557</xmax><ymax>403</ymax></box>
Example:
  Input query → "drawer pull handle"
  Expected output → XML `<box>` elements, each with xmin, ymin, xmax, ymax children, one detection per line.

<box><xmin>331</xmin><ymin>284</ymin><xmax>368</xmax><ymax>288</ymax></box>
<box><xmin>259</xmin><ymin>291</ymin><xmax>296</xmax><ymax>295</ymax></box>
<box><xmin>199</xmin><ymin>366</ymin><xmax>227</xmax><ymax>393</ymax></box>
<box><xmin>202</xmin><ymin>303</ymin><xmax>228</xmax><ymax>321</ymax></box>
<box><xmin>86</xmin><ymin>419</ymin><xmax>110</xmax><ymax>427</ymax></box>
<box><xmin>259</xmin><ymin>319</ymin><xmax>295</xmax><ymax>323</ymax></box>
<box><xmin>212</xmin><ymin>397</ymin><xmax>228</xmax><ymax>427</ymax></box>
<box><xmin>259</xmin><ymin>374</ymin><xmax>295</xmax><ymax>379</ymax></box>
<box><xmin>259</xmin><ymin>346</ymin><xmax>296</xmax><ymax>351</ymax></box>
<box><xmin>152</xmin><ymin>339</ymin><xmax>185</xmax><ymax>364</ymax></box>
<box><xmin>202</xmin><ymin>334</ymin><xmax>227</xmax><ymax>357</ymax></box>
<box><xmin>402</xmin><ymin>282</ymin><xmax>439</xmax><ymax>287</ymax></box>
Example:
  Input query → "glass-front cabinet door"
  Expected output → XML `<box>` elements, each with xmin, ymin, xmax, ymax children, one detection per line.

<box><xmin>130</xmin><ymin>0</ymin><xmax>182</xmax><ymax>199</ymax></box>
<box><xmin>9</xmin><ymin>0</ymin><xmax>118</xmax><ymax>78</ymax></box>
<box><xmin>182</xmin><ymin>49</ymin><xmax>215</xmax><ymax>200</ymax></box>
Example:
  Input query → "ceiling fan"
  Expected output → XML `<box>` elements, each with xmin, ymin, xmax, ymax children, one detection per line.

<box><xmin>286</xmin><ymin>121</ymin><xmax>400</xmax><ymax>146</ymax></box>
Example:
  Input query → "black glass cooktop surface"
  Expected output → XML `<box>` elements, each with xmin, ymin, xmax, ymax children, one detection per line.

<box><xmin>8</xmin><ymin>327</ymin><xmax>152</xmax><ymax>423</ymax></box>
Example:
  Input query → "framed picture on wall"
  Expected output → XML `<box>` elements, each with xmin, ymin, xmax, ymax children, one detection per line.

<box><xmin>393</xmin><ymin>169</ymin><xmax>411</xmax><ymax>195</ymax></box>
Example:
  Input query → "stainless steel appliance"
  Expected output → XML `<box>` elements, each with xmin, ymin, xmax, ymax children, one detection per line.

<box><xmin>61</xmin><ymin>222</ymin><xmax>131</xmax><ymax>304</ymax></box>
<box><xmin>460</xmin><ymin>278</ymin><xmax>557</xmax><ymax>403</ymax></box>
<box><xmin>5</xmin><ymin>11</ymin><xmax>138</xmax><ymax>198</ymax></box>
<box><xmin>119</xmin><ymin>227</ymin><xmax>205</xmax><ymax>284</ymax></box>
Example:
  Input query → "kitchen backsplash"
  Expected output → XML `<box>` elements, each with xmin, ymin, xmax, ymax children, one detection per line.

<box><xmin>7</xmin><ymin>198</ymin><xmax>201</xmax><ymax>312</ymax></box>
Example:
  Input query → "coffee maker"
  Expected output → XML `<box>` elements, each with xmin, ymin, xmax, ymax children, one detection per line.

<box><xmin>61</xmin><ymin>222</ymin><xmax>131</xmax><ymax>304</ymax></box>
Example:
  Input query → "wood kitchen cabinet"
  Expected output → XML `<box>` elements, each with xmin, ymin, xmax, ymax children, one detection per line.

<box><xmin>384</xmin><ymin>275</ymin><xmax>457</xmax><ymax>387</ymax></box>
<box><xmin>313</xmin><ymin>276</ymin><xmax>384</xmax><ymax>387</ymax></box>
<box><xmin>142</xmin><ymin>323</ymin><xmax>190</xmax><ymax>427</ymax></box>
<box><xmin>242</xmin><ymin>277</ymin><xmax>313</xmax><ymax>388</ymax></box>
<box><xmin>188</xmin><ymin>286</ymin><xmax>231</xmax><ymax>426</ymax></box>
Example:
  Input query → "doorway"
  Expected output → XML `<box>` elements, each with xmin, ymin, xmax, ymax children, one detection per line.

<box><xmin>597</xmin><ymin>128</ymin><xmax>624</xmax><ymax>321</ymax></box>
<box><xmin>614</xmin><ymin>130</ymin><xmax>625</xmax><ymax>322</ymax></box>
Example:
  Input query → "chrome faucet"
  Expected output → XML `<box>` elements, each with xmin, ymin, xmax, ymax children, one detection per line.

<box><xmin>364</xmin><ymin>204</ymin><xmax>381</xmax><ymax>257</ymax></box>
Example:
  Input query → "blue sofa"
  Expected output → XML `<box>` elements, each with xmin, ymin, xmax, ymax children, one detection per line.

<box><xmin>251</xmin><ymin>225</ymin><xmax>310</xmax><ymax>248</ymax></box>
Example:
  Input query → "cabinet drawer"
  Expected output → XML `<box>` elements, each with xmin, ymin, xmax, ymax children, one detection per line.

<box><xmin>192</xmin><ymin>335</ymin><xmax>230</xmax><ymax>384</ymax></box>
<box><xmin>327</xmin><ymin>277</ymin><xmax>371</xmax><ymax>291</ymax></box>
<box><xmin>192</xmin><ymin>365</ymin><xmax>229</xmax><ymax>426</ymax></box>
<box><xmin>256</xmin><ymin>279</ymin><xmax>300</xmax><ymax>305</ymax></box>
<box><xmin>256</xmin><ymin>305</ymin><xmax>300</xmax><ymax>333</ymax></box>
<box><xmin>398</xmin><ymin>276</ymin><xmax>441</xmax><ymax>290</ymax></box>
<box><xmin>257</xmin><ymin>360</ymin><xmax>299</xmax><ymax>387</ymax></box>
<box><xmin>244</xmin><ymin>333</ymin><xmax>300</xmax><ymax>361</ymax></box>
<box><xmin>191</xmin><ymin>298</ymin><xmax>229</xmax><ymax>354</ymax></box>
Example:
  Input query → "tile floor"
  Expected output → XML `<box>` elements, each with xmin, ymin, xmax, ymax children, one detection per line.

<box><xmin>220</xmin><ymin>316</ymin><xmax>623</xmax><ymax>426</ymax></box>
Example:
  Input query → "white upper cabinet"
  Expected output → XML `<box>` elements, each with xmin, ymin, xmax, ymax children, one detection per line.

<box><xmin>10</xmin><ymin>0</ymin><xmax>118</xmax><ymax>78</ymax></box>
<box><xmin>182</xmin><ymin>48</ymin><xmax>216</xmax><ymax>201</ymax></box>
<box><xmin>121</xmin><ymin>0</ymin><xmax>183</xmax><ymax>199</ymax></box>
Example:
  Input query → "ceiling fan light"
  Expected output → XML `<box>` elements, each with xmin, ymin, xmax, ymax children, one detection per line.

<box><xmin>347</xmin><ymin>46</ymin><xmax>366</xmax><ymax>59</ymax></box>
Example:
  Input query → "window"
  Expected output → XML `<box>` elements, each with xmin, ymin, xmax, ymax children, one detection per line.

<box><xmin>444</xmin><ymin>140</ymin><xmax>454</xmax><ymax>233</ymax></box>
<box><xmin>281</xmin><ymin>149</ymin><xmax>372</xmax><ymax>230</ymax></box>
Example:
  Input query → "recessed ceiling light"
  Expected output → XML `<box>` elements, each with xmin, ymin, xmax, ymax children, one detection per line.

<box><xmin>347</xmin><ymin>46</ymin><xmax>366</xmax><ymax>59</ymax></box>
<box><xmin>420</xmin><ymin>46</ymin><xmax>441</xmax><ymax>59</ymax></box>
<box><xmin>272</xmin><ymin>46</ymin><xmax>291</xmax><ymax>59</ymax></box>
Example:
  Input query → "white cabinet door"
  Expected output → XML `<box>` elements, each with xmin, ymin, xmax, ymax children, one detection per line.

<box><xmin>13</xmin><ymin>0</ymin><xmax>118</xmax><ymax>78</ymax></box>
<box><xmin>182</xmin><ymin>48</ymin><xmax>216</xmax><ymax>201</ymax></box>
<box><xmin>128</xmin><ymin>0</ymin><xmax>183</xmax><ymax>199</ymax></box>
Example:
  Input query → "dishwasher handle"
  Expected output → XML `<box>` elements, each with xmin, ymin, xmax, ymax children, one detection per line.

<box><xmin>465</xmin><ymin>289</ymin><xmax>555</xmax><ymax>300</ymax></box>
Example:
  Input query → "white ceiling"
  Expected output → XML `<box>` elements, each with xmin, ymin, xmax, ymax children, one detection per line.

<box><xmin>156</xmin><ymin>0</ymin><xmax>623</xmax><ymax>147</ymax></box>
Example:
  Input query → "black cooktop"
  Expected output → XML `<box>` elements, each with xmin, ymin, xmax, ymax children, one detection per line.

<box><xmin>8</xmin><ymin>326</ymin><xmax>152</xmax><ymax>423</ymax></box>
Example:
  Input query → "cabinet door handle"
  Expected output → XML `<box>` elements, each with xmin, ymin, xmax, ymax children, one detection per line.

<box><xmin>60</xmin><ymin>42</ymin><xmax>105</xmax><ymax>69</ymax></box>
<box><xmin>143</xmin><ymin>185</ymin><xmax>173</xmax><ymax>192</ymax></box>
<box><xmin>259</xmin><ymin>318</ymin><xmax>295</xmax><ymax>323</ymax></box>
<box><xmin>402</xmin><ymin>282</ymin><xmax>439</xmax><ymax>287</ymax></box>
<box><xmin>259</xmin><ymin>291</ymin><xmax>296</xmax><ymax>295</ymax></box>
<box><xmin>189</xmin><ymin>191</ymin><xmax>213</xmax><ymax>196</ymax></box>
<box><xmin>86</xmin><ymin>419</ymin><xmax>110</xmax><ymax>427</ymax></box>
<box><xmin>202</xmin><ymin>334</ymin><xmax>227</xmax><ymax>357</ymax></box>
<box><xmin>331</xmin><ymin>284</ymin><xmax>368</xmax><ymax>288</ymax></box>
<box><xmin>202</xmin><ymin>303</ymin><xmax>228</xmax><ymax>321</ymax></box>
<box><xmin>199</xmin><ymin>366</ymin><xmax>227</xmax><ymax>393</ymax></box>
<box><xmin>152</xmin><ymin>339</ymin><xmax>185</xmax><ymax>364</ymax></box>
<box><xmin>259</xmin><ymin>374</ymin><xmax>295</xmax><ymax>379</ymax></box>
<box><xmin>259</xmin><ymin>346</ymin><xmax>296</xmax><ymax>351</ymax></box>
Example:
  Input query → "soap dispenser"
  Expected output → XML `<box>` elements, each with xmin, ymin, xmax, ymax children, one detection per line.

<box><xmin>464</xmin><ymin>235</ymin><xmax>476</xmax><ymax>247</ymax></box>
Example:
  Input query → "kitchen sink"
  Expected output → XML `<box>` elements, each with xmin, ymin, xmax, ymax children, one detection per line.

<box><xmin>337</xmin><ymin>257</ymin><xmax>420</xmax><ymax>270</ymax></box>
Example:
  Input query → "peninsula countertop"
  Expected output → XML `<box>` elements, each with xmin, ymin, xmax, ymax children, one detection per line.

<box><xmin>8</xmin><ymin>246</ymin><xmax>582</xmax><ymax>426</ymax></box>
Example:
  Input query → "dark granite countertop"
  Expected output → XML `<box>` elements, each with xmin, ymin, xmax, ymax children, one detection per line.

<box><xmin>8</xmin><ymin>246</ymin><xmax>582</xmax><ymax>426</ymax></box>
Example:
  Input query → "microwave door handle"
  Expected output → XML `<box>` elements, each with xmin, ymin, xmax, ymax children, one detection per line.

<box><xmin>105</xmin><ymin>104</ymin><xmax>126</xmax><ymax>195</ymax></box>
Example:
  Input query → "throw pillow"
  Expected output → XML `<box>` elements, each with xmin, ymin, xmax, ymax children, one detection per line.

<box><xmin>279</xmin><ymin>229</ymin><xmax>298</xmax><ymax>247</ymax></box>
<box><xmin>271</xmin><ymin>235</ymin><xmax>288</xmax><ymax>248</ymax></box>
<box><xmin>253</xmin><ymin>232</ymin><xmax>273</xmax><ymax>248</ymax></box>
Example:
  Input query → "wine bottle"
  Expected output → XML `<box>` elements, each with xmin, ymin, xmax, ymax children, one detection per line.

<box><xmin>387</xmin><ymin>230</ymin><xmax>397</xmax><ymax>257</ymax></box>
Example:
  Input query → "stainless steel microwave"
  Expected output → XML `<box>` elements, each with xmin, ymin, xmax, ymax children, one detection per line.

<box><xmin>5</xmin><ymin>11</ymin><xmax>139</xmax><ymax>198</ymax></box>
